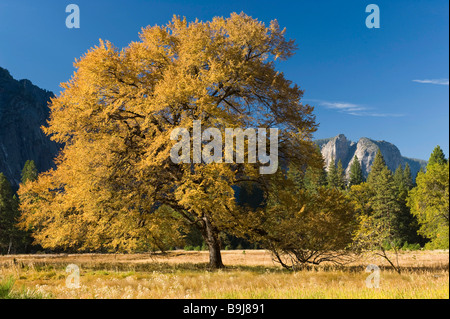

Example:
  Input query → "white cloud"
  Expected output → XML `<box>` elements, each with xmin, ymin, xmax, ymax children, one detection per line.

<box><xmin>319</xmin><ymin>101</ymin><xmax>368</xmax><ymax>112</ymax></box>
<box><xmin>412</xmin><ymin>79</ymin><xmax>449</xmax><ymax>85</ymax></box>
<box><xmin>348</xmin><ymin>111</ymin><xmax>405</xmax><ymax>117</ymax></box>
<box><xmin>305</xmin><ymin>99</ymin><xmax>404</xmax><ymax>118</ymax></box>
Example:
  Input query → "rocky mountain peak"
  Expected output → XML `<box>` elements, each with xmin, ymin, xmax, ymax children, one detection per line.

<box><xmin>0</xmin><ymin>67</ymin><xmax>13</xmax><ymax>80</ymax></box>
<box><xmin>317</xmin><ymin>134</ymin><xmax>427</xmax><ymax>178</ymax></box>
<box><xmin>321</xmin><ymin>134</ymin><xmax>356</xmax><ymax>172</ymax></box>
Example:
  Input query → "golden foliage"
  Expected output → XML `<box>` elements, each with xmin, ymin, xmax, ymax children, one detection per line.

<box><xmin>18</xmin><ymin>13</ymin><xmax>318</xmax><ymax>255</ymax></box>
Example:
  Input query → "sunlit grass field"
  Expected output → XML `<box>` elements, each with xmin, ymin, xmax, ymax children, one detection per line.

<box><xmin>0</xmin><ymin>250</ymin><xmax>448</xmax><ymax>299</ymax></box>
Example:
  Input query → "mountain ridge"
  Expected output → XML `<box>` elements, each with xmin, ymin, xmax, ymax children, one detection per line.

<box><xmin>0</xmin><ymin>66</ymin><xmax>59</xmax><ymax>189</ymax></box>
<box><xmin>315</xmin><ymin>134</ymin><xmax>427</xmax><ymax>179</ymax></box>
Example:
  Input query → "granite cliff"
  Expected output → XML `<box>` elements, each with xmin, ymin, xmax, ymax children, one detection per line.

<box><xmin>316</xmin><ymin>134</ymin><xmax>427</xmax><ymax>178</ymax></box>
<box><xmin>0</xmin><ymin>67</ymin><xmax>59</xmax><ymax>189</ymax></box>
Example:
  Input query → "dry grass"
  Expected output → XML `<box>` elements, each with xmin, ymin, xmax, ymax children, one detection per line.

<box><xmin>0</xmin><ymin>250</ymin><xmax>448</xmax><ymax>299</ymax></box>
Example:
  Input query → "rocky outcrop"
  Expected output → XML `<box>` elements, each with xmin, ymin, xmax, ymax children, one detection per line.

<box><xmin>320</xmin><ymin>134</ymin><xmax>356</xmax><ymax>174</ymax></box>
<box><xmin>0</xmin><ymin>67</ymin><xmax>59</xmax><ymax>189</ymax></box>
<box><xmin>317</xmin><ymin>134</ymin><xmax>427</xmax><ymax>178</ymax></box>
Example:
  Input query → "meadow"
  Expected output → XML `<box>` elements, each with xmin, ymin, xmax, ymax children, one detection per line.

<box><xmin>0</xmin><ymin>250</ymin><xmax>448</xmax><ymax>299</ymax></box>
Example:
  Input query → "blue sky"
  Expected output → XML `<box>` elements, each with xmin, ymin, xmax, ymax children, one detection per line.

<box><xmin>0</xmin><ymin>0</ymin><xmax>448</xmax><ymax>160</ymax></box>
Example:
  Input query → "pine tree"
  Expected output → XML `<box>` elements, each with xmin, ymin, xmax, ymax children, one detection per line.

<box><xmin>287</xmin><ymin>146</ymin><xmax>327</xmax><ymax>192</ymax></box>
<box><xmin>393</xmin><ymin>164</ymin><xmax>405</xmax><ymax>191</ymax></box>
<box><xmin>427</xmin><ymin>145</ymin><xmax>447</xmax><ymax>167</ymax></box>
<box><xmin>336</xmin><ymin>160</ymin><xmax>346</xmax><ymax>190</ymax></box>
<box><xmin>303</xmin><ymin>166</ymin><xmax>327</xmax><ymax>191</ymax></box>
<box><xmin>318</xmin><ymin>166</ymin><xmax>328</xmax><ymax>188</ymax></box>
<box><xmin>356</xmin><ymin>165</ymin><xmax>403</xmax><ymax>273</ymax></box>
<box><xmin>287</xmin><ymin>164</ymin><xmax>304</xmax><ymax>190</ymax></box>
<box><xmin>367</xmin><ymin>150</ymin><xmax>386</xmax><ymax>184</ymax></box>
<box><xmin>327</xmin><ymin>160</ymin><xmax>340</xmax><ymax>189</ymax></box>
<box><xmin>371</xmin><ymin>166</ymin><xmax>401</xmax><ymax>223</ymax></box>
<box><xmin>369</xmin><ymin>161</ymin><xmax>404</xmax><ymax>245</ymax></box>
<box><xmin>408</xmin><ymin>148</ymin><xmax>449</xmax><ymax>249</ymax></box>
<box><xmin>393</xmin><ymin>164</ymin><xmax>422</xmax><ymax>246</ymax></box>
<box><xmin>301</xmin><ymin>145</ymin><xmax>328</xmax><ymax>192</ymax></box>
<box><xmin>372</xmin><ymin>166</ymin><xmax>403</xmax><ymax>263</ymax></box>
<box><xmin>349</xmin><ymin>155</ymin><xmax>364</xmax><ymax>186</ymax></box>
<box><xmin>0</xmin><ymin>173</ymin><xmax>18</xmax><ymax>254</ymax></box>
<box><xmin>403</xmin><ymin>163</ymin><xmax>414</xmax><ymax>190</ymax></box>
<box><xmin>21</xmin><ymin>160</ymin><xmax>38</xmax><ymax>185</ymax></box>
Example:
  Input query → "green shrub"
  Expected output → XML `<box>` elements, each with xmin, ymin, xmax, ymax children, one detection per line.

<box><xmin>0</xmin><ymin>277</ymin><xmax>15</xmax><ymax>299</ymax></box>
<box><xmin>0</xmin><ymin>276</ymin><xmax>45</xmax><ymax>299</ymax></box>
<box><xmin>402</xmin><ymin>242</ymin><xmax>422</xmax><ymax>251</ymax></box>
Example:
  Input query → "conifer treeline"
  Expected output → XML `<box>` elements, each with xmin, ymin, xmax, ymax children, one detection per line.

<box><xmin>319</xmin><ymin>146</ymin><xmax>448</xmax><ymax>249</ymax></box>
<box><xmin>0</xmin><ymin>160</ymin><xmax>37</xmax><ymax>254</ymax></box>
<box><xmin>0</xmin><ymin>146</ymin><xmax>448</xmax><ymax>254</ymax></box>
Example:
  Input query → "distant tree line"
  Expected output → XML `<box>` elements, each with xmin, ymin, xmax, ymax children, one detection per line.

<box><xmin>237</xmin><ymin>145</ymin><xmax>448</xmax><ymax>271</ymax></box>
<box><xmin>0</xmin><ymin>160</ymin><xmax>38</xmax><ymax>254</ymax></box>
<box><xmin>302</xmin><ymin>145</ymin><xmax>448</xmax><ymax>253</ymax></box>
<box><xmin>1</xmin><ymin>146</ymin><xmax>448</xmax><ymax>263</ymax></box>
<box><xmin>141</xmin><ymin>144</ymin><xmax>449</xmax><ymax>262</ymax></box>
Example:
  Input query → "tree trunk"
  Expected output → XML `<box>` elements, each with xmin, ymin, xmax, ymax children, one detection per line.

<box><xmin>378</xmin><ymin>247</ymin><xmax>401</xmax><ymax>274</ymax></box>
<box><xmin>7</xmin><ymin>239</ymin><xmax>12</xmax><ymax>255</ymax></box>
<box><xmin>201</xmin><ymin>215</ymin><xmax>224</xmax><ymax>269</ymax></box>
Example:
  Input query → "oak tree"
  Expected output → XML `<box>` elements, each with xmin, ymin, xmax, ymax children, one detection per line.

<box><xmin>252</xmin><ymin>181</ymin><xmax>357</xmax><ymax>269</ymax></box>
<box><xmin>18</xmin><ymin>13</ymin><xmax>319</xmax><ymax>268</ymax></box>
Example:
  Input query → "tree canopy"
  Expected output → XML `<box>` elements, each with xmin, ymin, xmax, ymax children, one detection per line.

<box><xmin>21</xmin><ymin>160</ymin><xmax>38</xmax><ymax>185</ymax></box>
<box><xmin>407</xmin><ymin>147</ymin><xmax>449</xmax><ymax>249</ymax></box>
<box><xmin>0</xmin><ymin>173</ymin><xmax>21</xmax><ymax>254</ymax></box>
<box><xmin>349</xmin><ymin>155</ymin><xmax>364</xmax><ymax>187</ymax></box>
<box><xmin>18</xmin><ymin>13</ymin><xmax>320</xmax><ymax>268</ymax></box>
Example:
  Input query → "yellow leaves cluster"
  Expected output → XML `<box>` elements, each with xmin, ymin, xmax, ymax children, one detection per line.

<box><xmin>243</xmin><ymin>174</ymin><xmax>357</xmax><ymax>265</ymax></box>
<box><xmin>19</xmin><ymin>13</ymin><xmax>319</xmax><ymax>253</ymax></box>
